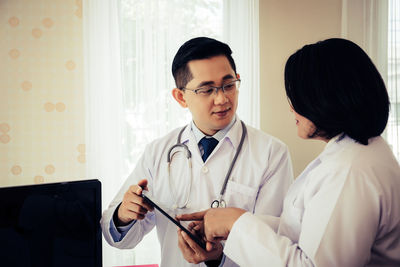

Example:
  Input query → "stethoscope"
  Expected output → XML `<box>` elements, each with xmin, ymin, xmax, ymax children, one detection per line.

<box><xmin>166</xmin><ymin>120</ymin><xmax>247</xmax><ymax>209</ymax></box>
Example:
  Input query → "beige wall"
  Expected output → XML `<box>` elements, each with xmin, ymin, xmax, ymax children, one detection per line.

<box><xmin>259</xmin><ymin>0</ymin><xmax>343</xmax><ymax>176</ymax></box>
<box><xmin>0</xmin><ymin>0</ymin><xmax>85</xmax><ymax>187</ymax></box>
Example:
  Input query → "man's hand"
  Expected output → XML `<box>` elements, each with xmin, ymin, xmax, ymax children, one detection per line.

<box><xmin>177</xmin><ymin>208</ymin><xmax>246</xmax><ymax>248</ymax></box>
<box><xmin>116</xmin><ymin>179</ymin><xmax>154</xmax><ymax>226</ymax></box>
<box><xmin>177</xmin><ymin>226</ymin><xmax>223</xmax><ymax>264</ymax></box>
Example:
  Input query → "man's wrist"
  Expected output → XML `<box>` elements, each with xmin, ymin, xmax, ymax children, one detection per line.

<box><xmin>113</xmin><ymin>203</ymin><xmax>123</xmax><ymax>227</ymax></box>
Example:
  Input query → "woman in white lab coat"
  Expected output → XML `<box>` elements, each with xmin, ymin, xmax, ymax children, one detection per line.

<box><xmin>177</xmin><ymin>38</ymin><xmax>400</xmax><ymax>266</ymax></box>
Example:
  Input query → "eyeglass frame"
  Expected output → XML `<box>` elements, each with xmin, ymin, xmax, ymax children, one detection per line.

<box><xmin>179</xmin><ymin>79</ymin><xmax>241</xmax><ymax>96</ymax></box>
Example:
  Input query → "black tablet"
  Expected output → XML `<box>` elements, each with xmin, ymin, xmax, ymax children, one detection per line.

<box><xmin>142</xmin><ymin>190</ymin><xmax>206</xmax><ymax>250</ymax></box>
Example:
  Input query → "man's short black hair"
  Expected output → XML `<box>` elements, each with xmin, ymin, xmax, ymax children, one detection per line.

<box><xmin>284</xmin><ymin>38</ymin><xmax>390</xmax><ymax>145</ymax></box>
<box><xmin>172</xmin><ymin>37</ymin><xmax>237</xmax><ymax>88</ymax></box>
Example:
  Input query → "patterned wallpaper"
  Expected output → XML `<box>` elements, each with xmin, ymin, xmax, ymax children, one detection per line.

<box><xmin>0</xmin><ymin>0</ymin><xmax>85</xmax><ymax>186</ymax></box>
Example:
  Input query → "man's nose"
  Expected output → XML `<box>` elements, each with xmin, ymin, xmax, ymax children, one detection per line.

<box><xmin>213</xmin><ymin>88</ymin><xmax>228</xmax><ymax>104</ymax></box>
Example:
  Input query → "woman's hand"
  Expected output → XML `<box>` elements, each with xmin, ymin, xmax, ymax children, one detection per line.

<box><xmin>176</xmin><ymin>207</ymin><xmax>246</xmax><ymax>249</ymax></box>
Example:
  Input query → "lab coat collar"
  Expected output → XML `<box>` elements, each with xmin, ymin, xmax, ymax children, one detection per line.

<box><xmin>223</xmin><ymin>116</ymin><xmax>244</xmax><ymax>150</ymax></box>
<box><xmin>179</xmin><ymin>124</ymin><xmax>195</xmax><ymax>145</ymax></box>
<box><xmin>326</xmin><ymin>133</ymin><xmax>345</xmax><ymax>147</ymax></box>
<box><xmin>318</xmin><ymin>133</ymin><xmax>354</xmax><ymax>162</ymax></box>
<box><xmin>179</xmin><ymin>115</ymin><xmax>243</xmax><ymax>151</ymax></box>
<box><xmin>294</xmin><ymin>134</ymin><xmax>353</xmax><ymax>185</ymax></box>
<box><xmin>190</xmin><ymin>116</ymin><xmax>236</xmax><ymax>143</ymax></box>
<box><xmin>179</xmin><ymin>125</ymin><xmax>203</xmax><ymax>164</ymax></box>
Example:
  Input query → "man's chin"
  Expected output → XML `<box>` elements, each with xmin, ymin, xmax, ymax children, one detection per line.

<box><xmin>211</xmin><ymin>120</ymin><xmax>232</xmax><ymax>131</ymax></box>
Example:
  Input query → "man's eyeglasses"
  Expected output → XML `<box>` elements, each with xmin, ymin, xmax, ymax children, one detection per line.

<box><xmin>181</xmin><ymin>79</ymin><xmax>241</xmax><ymax>96</ymax></box>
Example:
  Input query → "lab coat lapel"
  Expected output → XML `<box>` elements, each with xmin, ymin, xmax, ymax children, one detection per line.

<box><xmin>205</xmin><ymin>118</ymin><xmax>244</xmax><ymax>161</ymax></box>
<box><xmin>202</xmin><ymin>118</ymin><xmax>244</xmax><ymax>162</ymax></box>
<box><xmin>180</xmin><ymin>125</ymin><xmax>204</xmax><ymax>165</ymax></box>
<box><xmin>223</xmin><ymin>118</ymin><xmax>243</xmax><ymax>151</ymax></box>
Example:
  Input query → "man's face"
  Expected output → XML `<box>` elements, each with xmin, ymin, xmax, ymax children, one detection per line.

<box><xmin>175</xmin><ymin>55</ymin><xmax>239</xmax><ymax>136</ymax></box>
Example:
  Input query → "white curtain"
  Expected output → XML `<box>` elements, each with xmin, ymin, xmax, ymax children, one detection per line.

<box><xmin>223</xmin><ymin>0</ymin><xmax>260</xmax><ymax>128</ymax></box>
<box><xmin>341</xmin><ymin>0</ymin><xmax>388</xmax><ymax>82</ymax></box>
<box><xmin>388</xmin><ymin>0</ymin><xmax>400</xmax><ymax>160</ymax></box>
<box><xmin>84</xmin><ymin>0</ymin><xmax>260</xmax><ymax>266</ymax></box>
<box><xmin>342</xmin><ymin>0</ymin><xmax>400</xmax><ymax>160</ymax></box>
<box><xmin>83</xmin><ymin>0</ymin><xmax>126</xmax><ymax>210</ymax></box>
<box><xmin>117</xmin><ymin>0</ymin><xmax>223</xmax><ymax>174</ymax></box>
<box><xmin>83</xmin><ymin>0</ymin><xmax>133</xmax><ymax>266</ymax></box>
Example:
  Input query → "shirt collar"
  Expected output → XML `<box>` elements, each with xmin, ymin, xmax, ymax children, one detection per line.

<box><xmin>191</xmin><ymin>116</ymin><xmax>237</xmax><ymax>144</ymax></box>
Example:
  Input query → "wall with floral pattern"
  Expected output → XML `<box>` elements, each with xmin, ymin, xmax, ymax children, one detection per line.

<box><xmin>0</xmin><ymin>0</ymin><xmax>85</xmax><ymax>186</ymax></box>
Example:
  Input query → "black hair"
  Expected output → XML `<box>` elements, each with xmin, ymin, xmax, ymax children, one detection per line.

<box><xmin>171</xmin><ymin>37</ymin><xmax>237</xmax><ymax>88</ymax></box>
<box><xmin>284</xmin><ymin>38</ymin><xmax>390</xmax><ymax>145</ymax></box>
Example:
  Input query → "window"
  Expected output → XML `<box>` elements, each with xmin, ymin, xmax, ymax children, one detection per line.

<box><xmin>341</xmin><ymin>0</ymin><xmax>399</xmax><ymax>161</ymax></box>
<box><xmin>84</xmin><ymin>1</ymin><xmax>259</xmax><ymax>265</ymax></box>
<box><xmin>388</xmin><ymin>0</ymin><xmax>400</xmax><ymax>161</ymax></box>
<box><xmin>119</xmin><ymin>0</ymin><xmax>223</xmax><ymax>176</ymax></box>
<box><xmin>117</xmin><ymin>0</ymin><xmax>224</xmax><ymax>265</ymax></box>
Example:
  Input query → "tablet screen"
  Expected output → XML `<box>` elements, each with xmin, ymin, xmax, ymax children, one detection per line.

<box><xmin>141</xmin><ymin>191</ymin><xmax>206</xmax><ymax>249</ymax></box>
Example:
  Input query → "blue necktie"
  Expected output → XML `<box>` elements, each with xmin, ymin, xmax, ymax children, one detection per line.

<box><xmin>199</xmin><ymin>137</ymin><xmax>218</xmax><ymax>162</ymax></box>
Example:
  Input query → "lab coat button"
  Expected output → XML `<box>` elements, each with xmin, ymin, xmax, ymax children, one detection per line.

<box><xmin>202</xmin><ymin>166</ymin><xmax>209</xmax><ymax>173</ymax></box>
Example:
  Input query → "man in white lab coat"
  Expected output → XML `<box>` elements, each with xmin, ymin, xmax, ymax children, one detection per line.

<box><xmin>101</xmin><ymin>37</ymin><xmax>293</xmax><ymax>267</ymax></box>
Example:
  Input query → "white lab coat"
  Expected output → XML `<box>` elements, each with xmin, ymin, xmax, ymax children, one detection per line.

<box><xmin>101</xmin><ymin>118</ymin><xmax>293</xmax><ymax>267</ymax></box>
<box><xmin>224</xmin><ymin>135</ymin><xmax>400</xmax><ymax>267</ymax></box>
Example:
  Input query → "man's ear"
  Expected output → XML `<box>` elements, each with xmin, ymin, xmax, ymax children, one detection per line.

<box><xmin>236</xmin><ymin>73</ymin><xmax>240</xmax><ymax>79</ymax></box>
<box><xmin>172</xmin><ymin>88</ymin><xmax>188</xmax><ymax>108</ymax></box>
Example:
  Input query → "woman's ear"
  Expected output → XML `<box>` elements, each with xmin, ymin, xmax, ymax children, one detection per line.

<box><xmin>236</xmin><ymin>73</ymin><xmax>240</xmax><ymax>79</ymax></box>
<box><xmin>172</xmin><ymin>88</ymin><xmax>188</xmax><ymax>108</ymax></box>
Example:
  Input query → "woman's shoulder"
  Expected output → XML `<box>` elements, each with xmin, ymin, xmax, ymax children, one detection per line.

<box><xmin>329</xmin><ymin>136</ymin><xmax>400</xmax><ymax>183</ymax></box>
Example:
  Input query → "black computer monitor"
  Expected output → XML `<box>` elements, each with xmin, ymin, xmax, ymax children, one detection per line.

<box><xmin>0</xmin><ymin>179</ymin><xmax>102</xmax><ymax>267</ymax></box>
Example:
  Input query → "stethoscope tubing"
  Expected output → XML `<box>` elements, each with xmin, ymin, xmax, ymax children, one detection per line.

<box><xmin>167</xmin><ymin>120</ymin><xmax>247</xmax><ymax>209</ymax></box>
<box><xmin>218</xmin><ymin>120</ymin><xmax>247</xmax><ymax>198</ymax></box>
